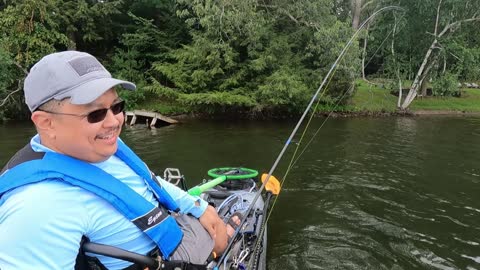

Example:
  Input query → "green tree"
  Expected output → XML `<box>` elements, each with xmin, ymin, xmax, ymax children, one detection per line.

<box><xmin>109</xmin><ymin>13</ymin><xmax>169</xmax><ymax>108</ymax></box>
<box><xmin>152</xmin><ymin>0</ymin><xmax>359</xmax><ymax>115</ymax></box>
<box><xmin>432</xmin><ymin>72</ymin><xmax>459</xmax><ymax>97</ymax></box>
<box><xmin>0</xmin><ymin>0</ymin><xmax>188</xmax><ymax>118</ymax></box>
<box><xmin>107</xmin><ymin>0</ymin><xmax>191</xmax><ymax>108</ymax></box>
<box><xmin>0</xmin><ymin>0</ymin><xmax>71</xmax><ymax>119</ymax></box>
<box><xmin>55</xmin><ymin>0</ymin><xmax>123</xmax><ymax>53</ymax></box>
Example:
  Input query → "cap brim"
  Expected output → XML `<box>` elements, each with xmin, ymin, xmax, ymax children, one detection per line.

<box><xmin>58</xmin><ymin>78</ymin><xmax>136</xmax><ymax>105</ymax></box>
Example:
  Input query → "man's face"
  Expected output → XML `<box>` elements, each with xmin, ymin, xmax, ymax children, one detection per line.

<box><xmin>44</xmin><ymin>89</ymin><xmax>124</xmax><ymax>162</ymax></box>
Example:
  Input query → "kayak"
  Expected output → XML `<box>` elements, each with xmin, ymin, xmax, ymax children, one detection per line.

<box><xmin>82</xmin><ymin>167</ymin><xmax>269</xmax><ymax>270</ymax></box>
<box><xmin>199</xmin><ymin>167</ymin><xmax>268</xmax><ymax>270</ymax></box>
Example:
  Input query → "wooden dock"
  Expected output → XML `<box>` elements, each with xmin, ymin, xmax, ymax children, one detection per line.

<box><xmin>125</xmin><ymin>110</ymin><xmax>178</xmax><ymax>127</ymax></box>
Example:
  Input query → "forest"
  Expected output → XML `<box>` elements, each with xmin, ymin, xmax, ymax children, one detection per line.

<box><xmin>1</xmin><ymin>0</ymin><xmax>479</xmax><ymax>120</ymax></box>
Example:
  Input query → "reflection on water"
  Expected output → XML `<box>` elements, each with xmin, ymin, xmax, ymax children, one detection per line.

<box><xmin>1</xmin><ymin>117</ymin><xmax>480</xmax><ymax>269</ymax></box>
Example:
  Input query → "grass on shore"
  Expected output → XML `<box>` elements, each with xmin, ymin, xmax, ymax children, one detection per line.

<box><xmin>410</xmin><ymin>90</ymin><xmax>480</xmax><ymax>112</ymax></box>
<box><xmin>347</xmin><ymin>80</ymin><xmax>398</xmax><ymax>112</ymax></box>
<box><xmin>350</xmin><ymin>80</ymin><xmax>480</xmax><ymax>113</ymax></box>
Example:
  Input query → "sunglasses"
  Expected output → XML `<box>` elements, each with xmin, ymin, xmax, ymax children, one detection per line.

<box><xmin>38</xmin><ymin>100</ymin><xmax>126</xmax><ymax>124</ymax></box>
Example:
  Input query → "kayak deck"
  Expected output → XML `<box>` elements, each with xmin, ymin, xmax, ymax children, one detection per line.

<box><xmin>201</xmin><ymin>177</ymin><xmax>267</xmax><ymax>270</ymax></box>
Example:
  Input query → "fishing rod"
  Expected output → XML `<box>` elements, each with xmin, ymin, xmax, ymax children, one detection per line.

<box><xmin>215</xmin><ymin>5</ymin><xmax>405</xmax><ymax>268</ymax></box>
<box><xmin>287</xmin><ymin>24</ymin><xmax>399</xmax><ymax>170</ymax></box>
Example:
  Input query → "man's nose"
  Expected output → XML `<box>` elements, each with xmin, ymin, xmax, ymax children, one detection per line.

<box><xmin>102</xmin><ymin>109</ymin><xmax>122</xmax><ymax>127</ymax></box>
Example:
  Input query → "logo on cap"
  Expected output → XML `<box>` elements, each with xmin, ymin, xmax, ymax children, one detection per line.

<box><xmin>68</xmin><ymin>56</ymin><xmax>105</xmax><ymax>76</ymax></box>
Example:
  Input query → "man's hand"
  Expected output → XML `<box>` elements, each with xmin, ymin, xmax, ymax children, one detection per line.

<box><xmin>198</xmin><ymin>205</ymin><xmax>228</xmax><ymax>253</ymax></box>
<box><xmin>198</xmin><ymin>205</ymin><xmax>223</xmax><ymax>238</ymax></box>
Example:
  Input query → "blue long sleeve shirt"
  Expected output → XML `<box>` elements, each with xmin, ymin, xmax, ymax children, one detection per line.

<box><xmin>0</xmin><ymin>135</ymin><xmax>207</xmax><ymax>270</ymax></box>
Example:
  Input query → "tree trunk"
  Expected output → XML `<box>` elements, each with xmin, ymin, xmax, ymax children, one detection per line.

<box><xmin>420</xmin><ymin>77</ymin><xmax>428</xmax><ymax>96</ymax></box>
<box><xmin>400</xmin><ymin>39</ymin><xmax>437</xmax><ymax>108</ymax></box>
<box><xmin>361</xmin><ymin>23</ymin><xmax>370</xmax><ymax>80</ymax></box>
<box><xmin>397</xmin><ymin>82</ymin><xmax>403</xmax><ymax>108</ymax></box>
<box><xmin>352</xmin><ymin>0</ymin><xmax>362</xmax><ymax>29</ymax></box>
<box><xmin>67</xmin><ymin>31</ymin><xmax>77</xmax><ymax>50</ymax></box>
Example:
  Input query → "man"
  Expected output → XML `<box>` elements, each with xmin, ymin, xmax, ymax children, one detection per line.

<box><xmin>0</xmin><ymin>51</ymin><xmax>239</xmax><ymax>270</ymax></box>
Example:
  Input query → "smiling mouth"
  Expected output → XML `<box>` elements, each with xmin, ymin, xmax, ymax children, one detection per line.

<box><xmin>95</xmin><ymin>127</ymin><xmax>119</xmax><ymax>140</ymax></box>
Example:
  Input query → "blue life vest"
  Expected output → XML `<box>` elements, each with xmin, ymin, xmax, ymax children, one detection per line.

<box><xmin>0</xmin><ymin>140</ymin><xmax>183</xmax><ymax>258</ymax></box>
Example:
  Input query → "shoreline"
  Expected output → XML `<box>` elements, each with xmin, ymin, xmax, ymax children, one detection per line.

<box><xmin>2</xmin><ymin>110</ymin><xmax>480</xmax><ymax>124</ymax></box>
<box><xmin>322</xmin><ymin>110</ymin><xmax>480</xmax><ymax>118</ymax></box>
<box><xmin>411</xmin><ymin>110</ymin><xmax>480</xmax><ymax>116</ymax></box>
<box><xmin>170</xmin><ymin>109</ymin><xmax>480</xmax><ymax>120</ymax></box>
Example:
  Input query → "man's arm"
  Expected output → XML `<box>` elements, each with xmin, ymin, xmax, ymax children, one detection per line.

<box><xmin>156</xmin><ymin>176</ymin><xmax>208</xmax><ymax>218</ymax></box>
<box><xmin>157</xmin><ymin>177</ymin><xmax>226</xmax><ymax>244</ymax></box>
<box><xmin>0</xmin><ymin>181</ymin><xmax>86</xmax><ymax>270</ymax></box>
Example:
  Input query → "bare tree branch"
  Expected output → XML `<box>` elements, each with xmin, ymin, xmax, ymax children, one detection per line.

<box><xmin>434</xmin><ymin>0</ymin><xmax>443</xmax><ymax>37</ymax></box>
<box><xmin>438</xmin><ymin>16</ymin><xmax>480</xmax><ymax>38</ymax></box>
<box><xmin>0</xmin><ymin>79</ymin><xmax>23</xmax><ymax>107</ymax></box>
<box><xmin>361</xmin><ymin>0</ymin><xmax>374</xmax><ymax>11</ymax></box>
<box><xmin>13</xmin><ymin>60</ymin><xmax>28</xmax><ymax>75</ymax></box>
<box><xmin>390</xmin><ymin>13</ymin><xmax>403</xmax><ymax>108</ymax></box>
<box><xmin>258</xmin><ymin>4</ymin><xmax>319</xmax><ymax>30</ymax></box>
<box><xmin>282</xmin><ymin>9</ymin><xmax>299</xmax><ymax>24</ymax></box>
<box><xmin>400</xmin><ymin>0</ymin><xmax>480</xmax><ymax>109</ymax></box>
<box><xmin>0</xmin><ymin>53</ymin><xmax>29</xmax><ymax>108</ymax></box>
<box><xmin>361</xmin><ymin>24</ymin><xmax>369</xmax><ymax>80</ymax></box>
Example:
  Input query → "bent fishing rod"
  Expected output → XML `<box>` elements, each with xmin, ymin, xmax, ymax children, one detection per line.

<box><xmin>215</xmin><ymin>5</ymin><xmax>405</xmax><ymax>267</ymax></box>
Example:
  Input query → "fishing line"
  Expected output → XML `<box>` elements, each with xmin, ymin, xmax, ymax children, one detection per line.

<box><xmin>252</xmin><ymin>8</ymin><xmax>407</xmax><ymax>268</ymax></box>
<box><xmin>282</xmin><ymin>57</ymin><xmax>348</xmax><ymax>180</ymax></box>
<box><xmin>249</xmin><ymin>9</ymin><xmax>407</xmax><ymax>266</ymax></box>
<box><xmin>365</xmin><ymin>28</ymin><xmax>394</xmax><ymax>70</ymax></box>
<box><xmin>215</xmin><ymin>6</ymin><xmax>405</xmax><ymax>268</ymax></box>
<box><xmin>248</xmin><ymin>10</ymin><xmax>405</xmax><ymax>267</ymax></box>
<box><xmin>260</xmin><ymin>6</ymin><xmax>407</xmax><ymax>238</ymax></box>
<box><xmin>279</xmin><ymin>10</ymin><xmax>408</xmax><ymax>179</ymax></box>
<box><xmin>264</xmin><ymin>63</ymin><xmax>344</xmax><ymax>225</ymax></box>
<box><xmin>290</xmin><ymin>82</ymin><xmax>354</xmax><ymax>169</ymax></box>
<box><xmin>286</xmin><ymin>24</ymin><xmax>400</xmax><ymax>170</ymax></box>
<box><xmin>247</xmin><ymin>59</ymin><xmax>349</xmax><ymax>268</ymax></box>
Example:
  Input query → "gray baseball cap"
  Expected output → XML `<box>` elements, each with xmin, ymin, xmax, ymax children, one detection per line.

<box><xmin>24</xmin><ymin>51</ymin><xmax>136</xmax><ymax>112</ymax></box>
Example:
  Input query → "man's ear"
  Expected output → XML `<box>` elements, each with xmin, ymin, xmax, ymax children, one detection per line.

<box><xmin>31</xmin><ymin>111</ymin><xmax>56</xmax><ymax>139</ymax></box>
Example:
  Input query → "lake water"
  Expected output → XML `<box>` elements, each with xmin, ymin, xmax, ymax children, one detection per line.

<box><xmin>1</xmin><ymin>116</ymin><xmax>479</xmax><ymax>270</ymax></box>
